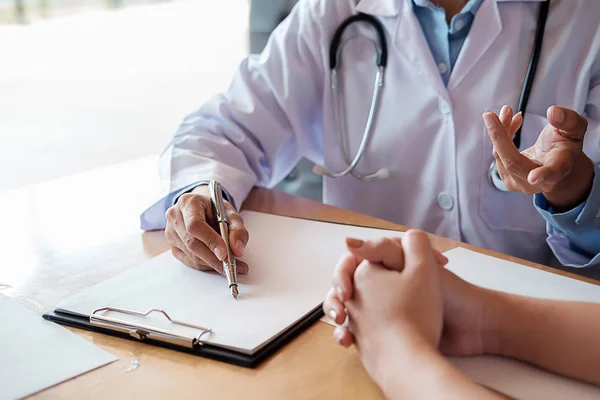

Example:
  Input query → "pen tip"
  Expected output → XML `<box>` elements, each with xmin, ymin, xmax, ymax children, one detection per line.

<box><xmin>231</xmin><ymin>285</ymin><xmax>239</xmax><ymax>300</ymax></box>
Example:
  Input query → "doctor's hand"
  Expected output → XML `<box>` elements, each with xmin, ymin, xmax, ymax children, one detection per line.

<box><xmin>484</xmin><ymin>105</ymin><xmax>595</xmax><ymax>211</ymax></box>
<box><xmin>164</xmin><ymin>185</ymin><xmax>249</xmax><ymax>275</ymax></box>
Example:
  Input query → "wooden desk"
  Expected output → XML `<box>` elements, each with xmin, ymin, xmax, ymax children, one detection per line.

<box><xmin>1</xmin><ymin>156</ymin><xmax>597</xmax><ymax>399</ymax></box>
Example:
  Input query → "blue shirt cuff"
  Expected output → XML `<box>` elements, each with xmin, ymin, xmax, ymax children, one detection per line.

<box><xmin>534</xmin><ymin>163</ymin><xmax>600</xmax><ymax>266</ymax></box>
<box><xmin>534</xmin><ymin>163</ymin><xmax>600</xmax><ymax>227</ymax></box>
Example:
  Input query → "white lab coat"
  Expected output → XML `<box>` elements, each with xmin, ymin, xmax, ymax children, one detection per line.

<box><xmin>143</xmin><ymin>0</ymin><xmax>600</xmax><ymax>267</ymax></box>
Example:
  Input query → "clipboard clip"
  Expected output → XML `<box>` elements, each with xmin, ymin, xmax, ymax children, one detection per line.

<box><xmin>90</xmin><ymin>307</ymin><xmax>212</xmax><ymax>349</ymax></box>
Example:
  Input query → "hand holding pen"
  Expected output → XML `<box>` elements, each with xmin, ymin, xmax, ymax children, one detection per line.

<box><xmin>208</xmin><ymin>180</ymin><xmax>240</xmax><ymax>299</ymax></box>
<box><xmin>164</xmin><ymin>183</ymin><xmax>249</xmax><ymax>284</ymax></box>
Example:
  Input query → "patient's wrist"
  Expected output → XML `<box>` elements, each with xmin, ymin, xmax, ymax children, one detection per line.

<box><xmin>478</xmin><ymin>290</ymin><xmax>509</xmax><ymax>356</ymax></box>
<box><xmin>377</xmin><ymin>331</ymin><xmax>449</xmax><ymax>399</ymax></box>
<box><xmin>480</xmin><ymin>290</ymin><xmax>531</xmax><ymax>357</ymax></box>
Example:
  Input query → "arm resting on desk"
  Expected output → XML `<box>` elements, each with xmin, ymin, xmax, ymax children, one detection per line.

<box><xmin>486</xmin><ymin>292</ymin><xmax>600</xmax><ymax>387</ymax></box>
<box><xmin>376</xmin><ymin>332</ymin><xmax>502</xmax><ymax>400</ymax></box>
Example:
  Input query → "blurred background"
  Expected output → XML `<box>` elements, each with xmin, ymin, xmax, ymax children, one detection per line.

<box><xmin>1</xmin><ymin>0</ymin><xmax>321</xmax><ymax>199</ymax></box>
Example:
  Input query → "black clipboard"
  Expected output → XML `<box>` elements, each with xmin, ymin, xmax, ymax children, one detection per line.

<box><xmin>43</xmin><ymin>304</ymin><xmax>324</xmax><ymax>369</ymax></box>
<box><xmin>41</xmin><ymin>214</ymin><xmax>391</xmax><ymax>369</ymax></box>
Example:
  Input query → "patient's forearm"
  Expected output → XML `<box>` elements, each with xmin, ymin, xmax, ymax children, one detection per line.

<box><xmin>377</xmin><ymin>334</ymin><xmax>500</xmax><ymax>400</ymax></box>
<box><xmin>490</xmin><ymin>293</ymin><xmax>600</xmax><ymax>385</ymax></box>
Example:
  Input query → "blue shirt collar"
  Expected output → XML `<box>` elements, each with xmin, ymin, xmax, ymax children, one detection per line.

<box><xmin>412</xmin><ymin>0</ymin><xmax>485</xmax><ymax>16</ymax></box>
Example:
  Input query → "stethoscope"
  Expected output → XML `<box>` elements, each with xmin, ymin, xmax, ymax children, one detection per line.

<box><xmin>313</xmin><ymin>0</ymin><xmax>550</xmax><ymax>191</ymax></box>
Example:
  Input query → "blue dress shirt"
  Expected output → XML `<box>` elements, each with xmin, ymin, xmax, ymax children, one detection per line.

<box><xmin>411</xmin><ymin>0</ymin><xmax>484</xmax><ymax>86</ymax></box>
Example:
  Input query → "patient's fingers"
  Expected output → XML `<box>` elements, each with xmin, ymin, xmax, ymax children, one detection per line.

<box><xmin>333</xmin><ymin>325</ymin><xmax>354</xmax><ymax>348</ymax></box>
<box><xmin>345</xmin><ymin>237</ymin><xmax>405</xmax><ymax>271</ymax></box>
<box><xmin>346</xmin><ymin>236</ymin><xmax>449</xmax><ymax>270</ymax></box>
<box><xmin>332</xmin><ymin>253</ymin><xmax>360</xmax><ymax>302</ymax></box>
<box><xmin>323</xmin><ymin>287</ymin><xmax>347</xmax><ymax>325</ymax></box>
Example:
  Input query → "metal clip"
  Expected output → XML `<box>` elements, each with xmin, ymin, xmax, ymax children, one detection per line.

<box><xmin>90</xmin><ymin>307</ymin><xmax>212</xmax><ymax>349</ymax></box>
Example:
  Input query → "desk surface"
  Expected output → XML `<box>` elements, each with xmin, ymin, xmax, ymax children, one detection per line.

<box><xmin>1</xmin><ymin>156</ymin><xmax>597</xmax><ymax>399</ymax></box>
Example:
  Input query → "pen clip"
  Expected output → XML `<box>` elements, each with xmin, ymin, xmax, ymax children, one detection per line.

<box><xmin>208</xmin><ymin>180</ymin><xmax>227</xmax><ymax>223</ymax></box>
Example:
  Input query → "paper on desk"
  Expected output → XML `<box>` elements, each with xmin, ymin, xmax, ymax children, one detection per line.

<box><xmin>443</xmin><ymin>247</ymin><xmax>600</xmax><ymax>302</ymax></box>
<box><xmin>0</xmin><ymin>294</ymin><xmax>117</xmax><ymax>400</ymax></box>
<box><xmin>56</xmin><ymin>211</ymin><xmax>402</xmax><ymax>354</ymax></box>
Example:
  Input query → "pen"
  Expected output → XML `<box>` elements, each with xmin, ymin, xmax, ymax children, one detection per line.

<box><xmin>208</xmin><ymin>180</ymin><xmax>239</xmax><ymax>300</ymax></box>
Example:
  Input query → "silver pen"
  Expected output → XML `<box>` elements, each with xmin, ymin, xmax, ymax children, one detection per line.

<box><xmin>208</xmin><ymin>180</ymin><xmax>239</xmax><ymax>300</ymax></box>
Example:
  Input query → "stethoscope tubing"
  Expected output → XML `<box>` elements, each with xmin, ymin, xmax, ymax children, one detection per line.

<box><xmin>314</xmin><ymin>13</ymin><xmax>390</xmax><ymax>181</ymax></box>
<box><xmin>316</xmin><ymin>1</ymin><xmax>550</xmax><ymax>190</ymax></box>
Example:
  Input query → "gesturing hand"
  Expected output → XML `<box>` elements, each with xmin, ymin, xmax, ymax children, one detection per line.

<box><xmin>483</xmin><ymin>105</ymin><xmax>594</xmax><ymax>211</ymax></box>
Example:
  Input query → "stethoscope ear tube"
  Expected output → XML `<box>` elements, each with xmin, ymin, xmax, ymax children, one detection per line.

<box><xmin>329</xmin><ymin>13</ymin><xmax>388</xmax><ymax>70</ymax></box>
<box><xmin>512</xmin><ymin>0</ymin><xmax>550</xmax><ymax>150</ymax></box>
<box><xmin>315</xmin><ymin>13</ymin><xmax>390</xmax><ymax>181</ymax></box>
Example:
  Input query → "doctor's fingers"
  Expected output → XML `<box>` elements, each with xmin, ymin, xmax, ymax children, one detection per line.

<box><xmin>177</xmin><ymin>193</ymin><xmax>228</xmax><ymax>262</ymax></box>
<box><xmin>323</xmin><ymin>287</ymin><xmax>348</xmax><ymax>325</ymax></box>
<box><xmin>546</xmin><ymin>106</ymin><xmax>588</xmax><ymax>142</ymax></box>
<box><xmin>166</xmin><ymin>206</ymin><xmax>225</xmax><ymax>274</ymax></box>
<box><xmin>498</xmin><ymin>106</ymin><xmax>523</xmax><ymax>138</ymax></box>
<box><xmin>498</xmin><ymin>105</ymin><xmax>512</xmax><ymax>130</ymax></box>
<box><xmin>494</xmin><ymin>157</ymin><xmax>539</xmax><ymax>194</ymax></box>
<box><xmin>166</xmin><ymin>207</ymin><xmax>250</xmax><ymax>274</ymax></box>
<box><xmin>167</xmin><ymin>227</ymin><xmax>250</xmax><ymax>274</ymax></box>
<box><xmin>484</xmin><ymin>112</ymin><xmax>538</xmax><ymax>180</ymax></box>
<box><xmin>224</xmin><ymin>203</ymin><xmax>249</xmax><ymax>258</ymax></box>
<box><xmin>526</xmin><ymin>150</ymin><xmax>574</xmax><ymax>188</ymax></box>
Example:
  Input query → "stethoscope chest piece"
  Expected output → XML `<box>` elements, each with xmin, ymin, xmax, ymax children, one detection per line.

<box><xmin>489</xmin><ymin>159</ymin><xmax>509</xmax><ymax>192</ymax></box>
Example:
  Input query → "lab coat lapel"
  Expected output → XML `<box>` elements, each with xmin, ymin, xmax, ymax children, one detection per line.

<box><xmin>392</xmin><ymin>0</ymin><xmax>449</xmax><ymax>98</ymax></box>
<box><xmin>447</xmin><ymin>0</ymin><xmax>503</xmax><ymax>91</ymax></box>
<box><xmin>357</xmin><ymin>0</ymin><xmax>449</xmax><ymax>97</ymax></box>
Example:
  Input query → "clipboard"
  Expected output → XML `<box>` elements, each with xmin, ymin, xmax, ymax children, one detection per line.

<box><xmin>42</xmin><ymin>211</ymin><xmax>404</xmax><ymax>370</ymax></box>
<box><xmin>43</xmin><ymin>304</ymin><xmax>324</xmax><ymax>368</ymax></box>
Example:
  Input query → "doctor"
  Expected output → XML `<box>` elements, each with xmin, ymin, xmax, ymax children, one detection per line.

<box><xmin>141</xmin><ymin>0</ymin><xmax>600</xmax><ymax>272</ymax></box>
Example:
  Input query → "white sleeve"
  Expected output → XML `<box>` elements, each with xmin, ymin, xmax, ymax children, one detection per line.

<box><xmin>141</xmin><ymin>0</ymin><xmax>335</xmax><ymax>230</ymax></box>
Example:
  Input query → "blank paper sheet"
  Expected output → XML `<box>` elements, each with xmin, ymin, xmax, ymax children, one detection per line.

<box><xmin>0</xmin><ymin>295</ymin><xmax>117</xmax><ymax>400</ymax></box>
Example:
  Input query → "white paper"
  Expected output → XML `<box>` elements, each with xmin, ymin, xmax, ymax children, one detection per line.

<box><xmin>444</xmin><ymin>247</ymin><xmax>600</xmax><ymax>302</ymax></box>
<box><xmin>0</xmin><ymin>295</ymin><xmax>117</xmax><ymax>400</ymax></box>
<box><xmin>56</xmin><ymin>211</ymin><xmax>402</xmax><ymax>354</ymax></box>
<box><xmin>443</xmin><ymin>247</ymin><xmax>600</xmax><ymax>399</ymax></box>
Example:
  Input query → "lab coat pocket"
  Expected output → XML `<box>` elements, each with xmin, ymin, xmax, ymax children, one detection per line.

<box><xmin>478</xmin><ymin>111</ymin><xmax>548</xmax><ymax>233</ymax></box>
